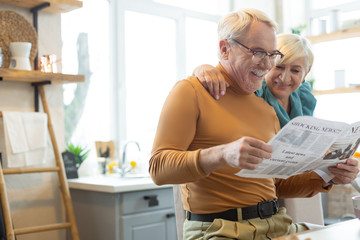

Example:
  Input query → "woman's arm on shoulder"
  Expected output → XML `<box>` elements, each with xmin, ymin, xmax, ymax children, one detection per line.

<box><xmin>193</xmin><ymin>64</ymin><xmax>229</xmax><ymax>100</ymax></box>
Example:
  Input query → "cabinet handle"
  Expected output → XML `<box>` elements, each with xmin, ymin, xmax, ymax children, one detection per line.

<box><xmin>166</xmin><ymin>213</ymin><xmax>175</xmax><ymax>218</ymax></box>
<box><xmin>143</xmin><ymin>195</ymin><xmax>159</xmax><ymax>207</ymax></box>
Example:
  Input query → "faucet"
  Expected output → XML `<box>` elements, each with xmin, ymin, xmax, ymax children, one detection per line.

<box><xmin>120</xmin><ymin>141</ymin><xmax>141</xmax><ymax>177</ymax></box>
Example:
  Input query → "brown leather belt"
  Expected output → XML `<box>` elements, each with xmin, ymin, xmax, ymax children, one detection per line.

<box><xmin>186</xmin><ymin>199</ymin><xmax>279</xmax><ymax>222</ymax></box>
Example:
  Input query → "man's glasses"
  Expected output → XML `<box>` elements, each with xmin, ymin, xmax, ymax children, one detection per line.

<box><xmin>227</xmin><ymin>38</ymin><xmax>284</xmax><ymax>65</ymax></box>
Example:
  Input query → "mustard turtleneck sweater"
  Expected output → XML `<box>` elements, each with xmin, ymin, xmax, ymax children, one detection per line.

<box><xmin>149</xmin><ymin>63</ymin><xmax>330</xmax><ymax>214</ymax></box>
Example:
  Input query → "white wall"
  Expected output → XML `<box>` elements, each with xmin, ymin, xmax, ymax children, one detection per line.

<box><xmin>0</xmin><ymin>4</ymin><xmax>66</xmax><ymax>240</ymax></box>
<box><xmin>232</xmin><ymin>0</ymin><xmax>308</xmax><ymax>34</ymax></box>
<box><xmin>232</xmin><ymin>0</ymin><xmax>288</xmax><ymax>33</ymax></box>
<box><xmin>233</xmin><ymin>0</ymin><xmax>276</xmax><ymax>17</ymax></box>
<box><xmin>232</xmin><ymin>0</ymin><xmax>277</xmax><ymax>21</ymax></box>
<box><xmin>281</xmin><ymin>0</ymin><xmax>307</xmax><ymax>34</ymax></box>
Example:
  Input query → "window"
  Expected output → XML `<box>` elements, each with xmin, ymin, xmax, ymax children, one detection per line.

<box><xmin>123</xmin><ymin>11</ymin><xmax>177</xmax><ymax>156</ymax></box>
<box><xmin>185</xmin><ymin>17</ymin><xmax>218</xmax><ymax>74</ymax></box>
<box><xmin>62</xmin><ymin>0</ymin><xmax>225</xmax><ymax>167</ymax></box>
<box><xmin>61</xmin><ymin>0</ymin><xmax>111</xmax><ymax>146</ymax></box>
<box><xmin>111</xmin><ymin>0</ymin><xmax>224</xmax><ymax>161</ymax></box>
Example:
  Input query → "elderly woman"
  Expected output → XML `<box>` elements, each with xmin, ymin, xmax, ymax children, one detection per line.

<box><xmin>194</xmin><ymin>33</ymin><xmax>359</xmax><ymax>185</ymax></box>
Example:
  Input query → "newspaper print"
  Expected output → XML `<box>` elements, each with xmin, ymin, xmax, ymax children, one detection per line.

<box><xmin>237</xmin><ymin>116</ymin><xmax>360</xmax><ymax>181</ymax></box>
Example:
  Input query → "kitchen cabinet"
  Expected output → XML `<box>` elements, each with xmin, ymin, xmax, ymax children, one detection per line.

<box><xmin>68</xmin><ymin>177</ymin><xmax>177</xmax><ymax>240</ymax></box>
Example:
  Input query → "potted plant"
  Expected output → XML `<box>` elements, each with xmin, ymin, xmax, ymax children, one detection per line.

<box><xmin>65</xmin><ymin>142</ymin><xmax>90</xmax><ymax>168</ymax></box>
<box><xmin>291</xmin><ymin>24</ymin><xmax>307</xmax><ymax>35</ymax></box>
<box><xmin>307</xmin><ymin>77</ymin><xmax>316</xmax><ymax>90</ymax></box>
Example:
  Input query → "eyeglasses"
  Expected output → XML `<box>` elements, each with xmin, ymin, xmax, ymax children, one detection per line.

<box><xmin>227</xmin><ymin>38</ymin><xmax>284</xmax><ymax>65</ymax></box>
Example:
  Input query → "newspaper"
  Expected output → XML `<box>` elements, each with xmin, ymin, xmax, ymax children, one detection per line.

<box><xmin>237</xmin><ymin>116</ymin><xmax>360</xmax><ymax>182</ymax></box>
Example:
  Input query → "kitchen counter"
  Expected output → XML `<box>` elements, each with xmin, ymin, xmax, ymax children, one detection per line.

<box><xmin>67</xmin><ymin>174</ymin><xmax>171</xmax><ymax>193</ymax></box>
<box><xmin>68</xmin><ymin>174</ymin><xmax>177</xmax><ymax>240</ymax></box>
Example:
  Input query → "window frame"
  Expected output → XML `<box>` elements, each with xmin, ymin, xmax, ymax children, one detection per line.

<box><xmin>108</xmin><ymin>0</ymin><xmax>223</xmax><ymax>153</ymax></box>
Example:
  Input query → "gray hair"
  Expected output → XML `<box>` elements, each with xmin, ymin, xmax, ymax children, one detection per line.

<box><xmin>218</xmin><ymin>8</ymin><xmax>278</xmax><ymax>41</ymax></box>
<box><xmin>217</xmin><ymin>8</ymin><xmax>278</xmax><ymax>58</ymax></box>
<box><xmin>276</xmin><ymin>33</ymin><xmax>314</xmax><ymax>71</ymax></box>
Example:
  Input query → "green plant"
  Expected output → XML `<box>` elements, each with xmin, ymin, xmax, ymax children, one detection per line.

<box><xmin>307</xmin><ymin>77</ymin><xmax>316</xmax><ymax>90</ymax></box>
<box><xmin>291</xmin><ymin>24</ymin><xmax>307</xmax><ymax>35</ymax></box>
<box><xmin>65</xmin><ymin>142</ymin><xmax>90</xmax><ymax>166</ymax></box>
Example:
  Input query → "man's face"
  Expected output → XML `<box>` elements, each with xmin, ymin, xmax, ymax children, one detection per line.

<box><xmin>223</xmin><ymin>21</ymin><xmax>277</xmax><ymax>93</ymax></box>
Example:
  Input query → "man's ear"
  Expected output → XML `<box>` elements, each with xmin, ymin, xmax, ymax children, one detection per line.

<box><xmin>219</xmin><ymin>39</ymin><xmax>229</xmax><ymax>59</ymax></box>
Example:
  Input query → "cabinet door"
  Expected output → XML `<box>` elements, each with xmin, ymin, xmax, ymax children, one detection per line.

<box><xmin>122</xmin><ymin>208</ymin><xmax>176</xmax><ymax>240</ymax></box>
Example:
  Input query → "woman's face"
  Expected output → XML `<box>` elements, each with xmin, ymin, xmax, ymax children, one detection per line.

<box><xmin>265</xmin><ymin>56</ymin><xmax>308</xmax><ymax>100</ymax></box>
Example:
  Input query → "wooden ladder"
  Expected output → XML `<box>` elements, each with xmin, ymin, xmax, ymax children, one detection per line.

<box><xmin>0</xmin><ymin>85</ymin><xmax>79</xmax><ymax>240</ymax></box>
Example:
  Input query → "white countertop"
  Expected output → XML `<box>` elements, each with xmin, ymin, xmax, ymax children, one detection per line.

<box><xmin>67</xmin><ymin>174</ymin><xmax>172</xmax><ymax>193</ymax></box>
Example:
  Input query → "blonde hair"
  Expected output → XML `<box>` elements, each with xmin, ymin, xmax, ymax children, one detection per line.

<box><xmin>276</xmin><ymin>34</ymin><xmax>314</xmax><ymax>71</ymax></box>
<box><xmin>217</xmin><ymin>8</ymin><xmax>278</xmax><ymax>41</ymax></box>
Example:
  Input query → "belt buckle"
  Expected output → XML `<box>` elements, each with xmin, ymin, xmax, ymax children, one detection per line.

<box><xmin>257</xmin><ymin>200</ymin><xmax>278</xmax><ymax>219</ymax></box>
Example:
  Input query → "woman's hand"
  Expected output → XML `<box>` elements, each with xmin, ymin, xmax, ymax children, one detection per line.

<box><xmin>193</xmin><ymin>64</ymin><xmax>229</xmax><ymax>100</ymax></box>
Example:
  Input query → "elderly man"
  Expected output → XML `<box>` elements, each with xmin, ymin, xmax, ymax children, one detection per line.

<box><xmin>149</xmin><ymin>8</ymin><xmax>358</xmax><ymax>240</ymax></box>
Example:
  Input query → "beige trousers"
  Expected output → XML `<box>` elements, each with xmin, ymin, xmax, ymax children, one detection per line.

<box><xmin>183</xmin><ymin>207</ymin><xmax>308</xmax><ymax>240</ymax></box>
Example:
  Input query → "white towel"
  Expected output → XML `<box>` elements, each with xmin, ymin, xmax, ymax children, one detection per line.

<box><xmin>2</xmin><ymin>111</ymin><xmax>48</xmax><ymax>168</ymax></box>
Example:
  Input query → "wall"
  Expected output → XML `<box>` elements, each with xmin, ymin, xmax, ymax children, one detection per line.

<box><xmin>281</xmin><ymin>0</ymin><xmax>307</xmax><ymax>34</ymax></box>
<box><xmin>232</xmin><ymin>0</ymin><xmax>275</xmax><ymax>17</ymax></box>
<box><xmin>0</xmin><ymin>3</ymin><xmax>66</xmax><ymax>240</ymax></box>
<box><xmin>327</xmin><ymin>184</ymin><xmax>358</xmax><ymax>219</ymax></box>
<box><xmin>232</xmin><ymin>0</ymin><xmax>287</xmax><ymax>33</ymax></box>
<box><xmin>232</xmin><ymin>0</ymin><xmax>309</xmax><ymax>34</ymax></box>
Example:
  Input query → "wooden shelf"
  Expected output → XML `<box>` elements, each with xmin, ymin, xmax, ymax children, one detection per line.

<box><xmin>307</xmin><ymin>27</ymin><xmax>360</xmax><ymax>44</ymax></box>
<box><xmin>307</xmin><ymin>27</ymin><xmax>360</xmax><ymax>96</ymax></box>
<box><xmin>312</xmin><ymin>86</ymin><xmax>360</xmax><ymax>95</ymax></box>
<box><xmin>0</xmin><ymin>0</ymin><xmax>82</xmax><ymax>13</ymax></box>
<box><xmin>0</xmin><ymin>68</ymin><xmax>84</xmax><ymax>84</ymax></box>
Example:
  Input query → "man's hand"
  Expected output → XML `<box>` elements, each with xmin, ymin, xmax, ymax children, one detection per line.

<box><xmin>328</xmin><ymin>158</ymin><xmax>360</xmax><ymax>185</ymax></box>
<box><xmin>222</xmin><ymin>137</ymin><xmax>272</xmax><ymax>170</ymax></box>
<box><xmin>199</xmin><ymin>137</ymin><xmax>272</xmax><ymax>174</ymax></box>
